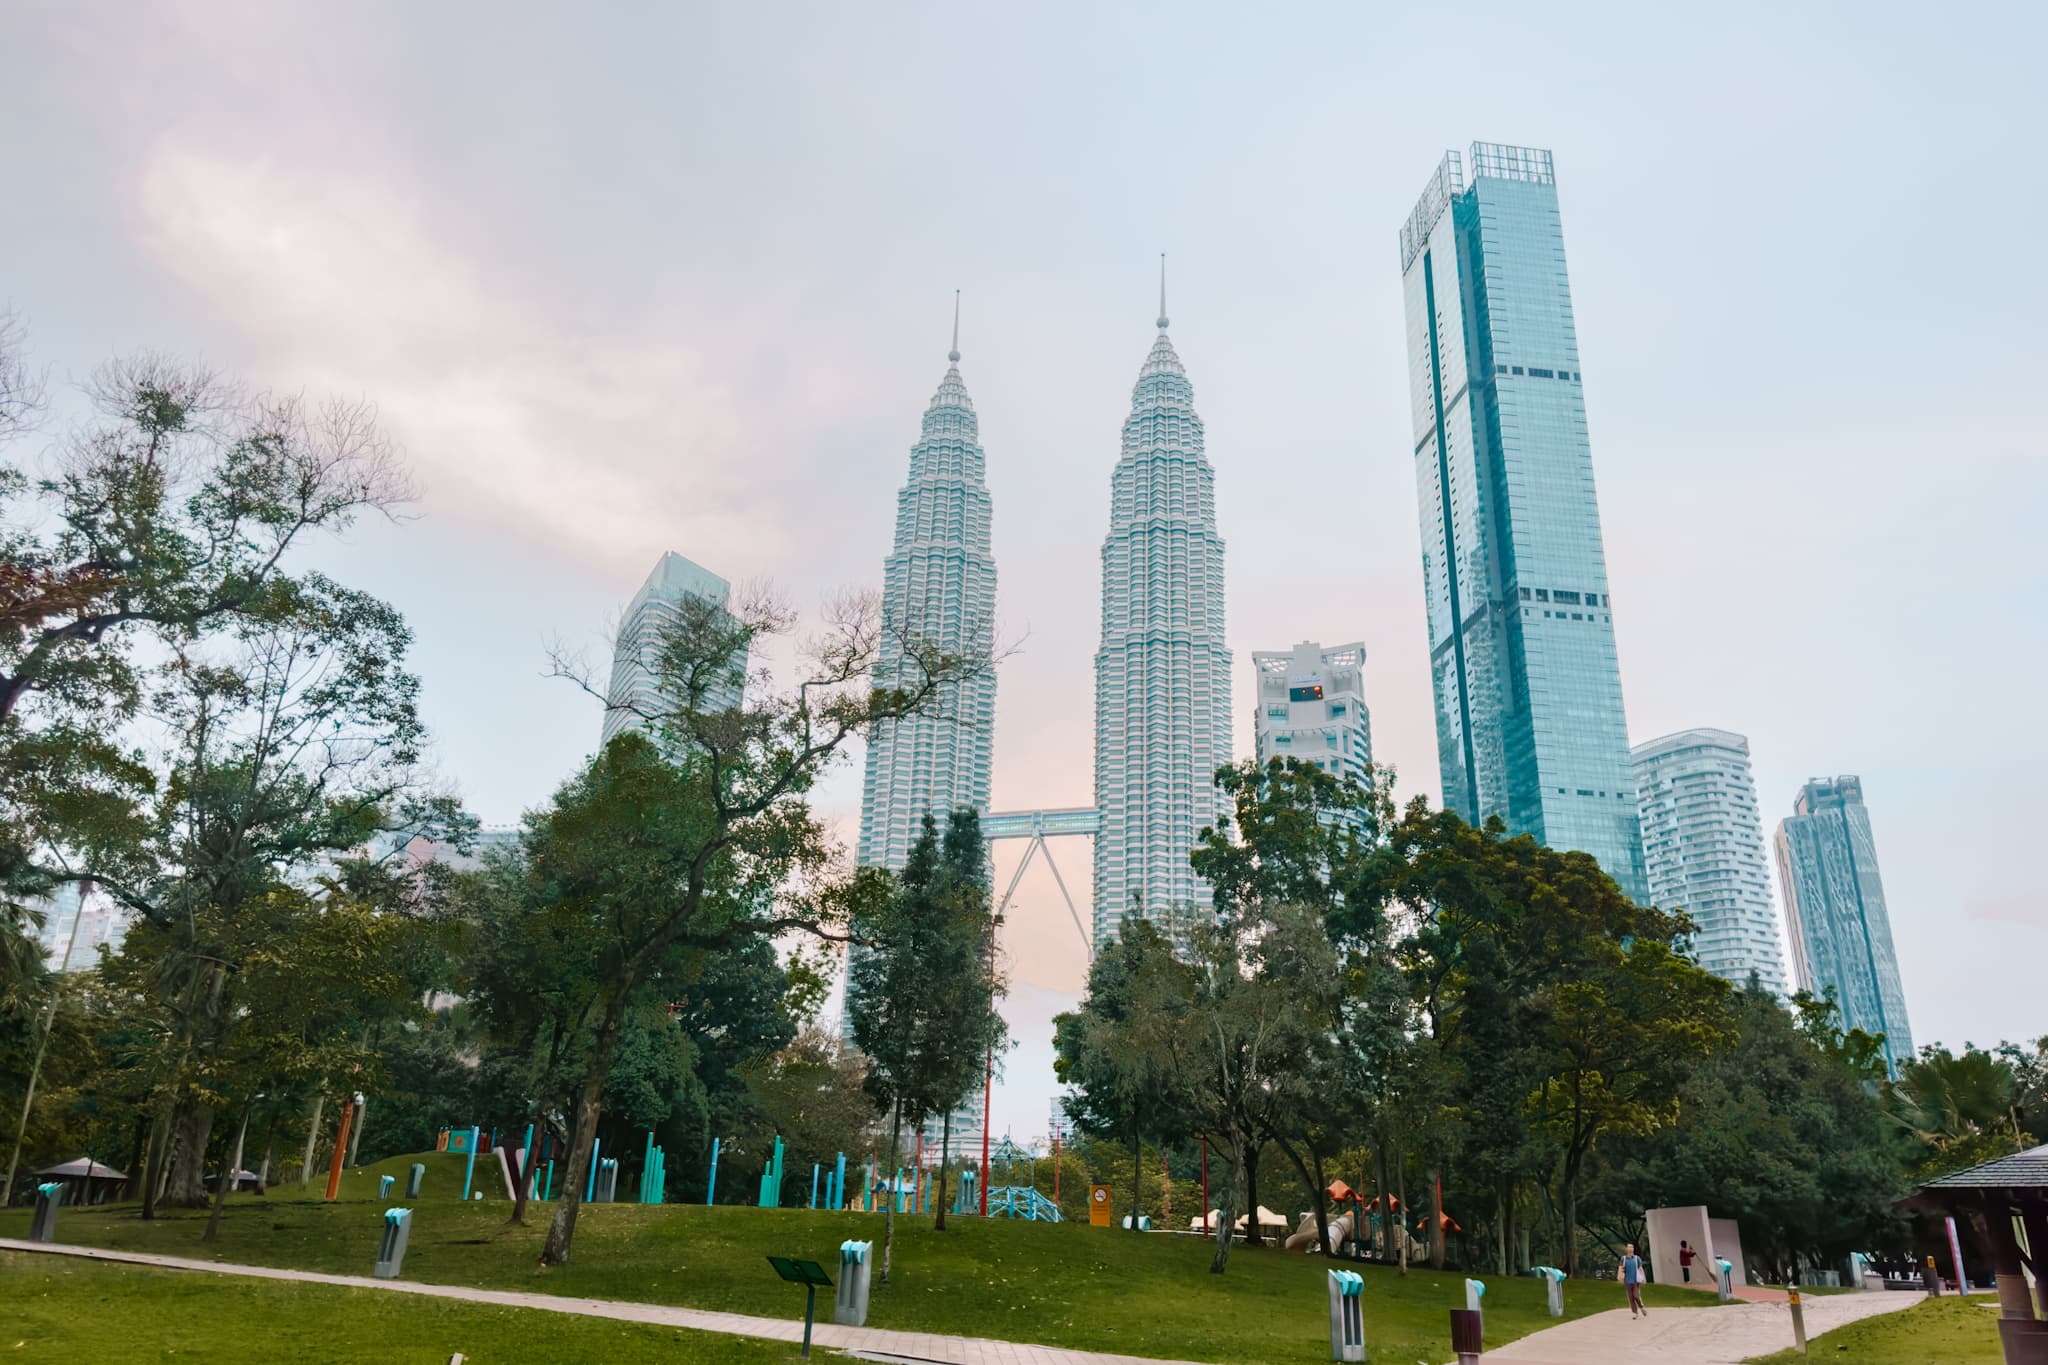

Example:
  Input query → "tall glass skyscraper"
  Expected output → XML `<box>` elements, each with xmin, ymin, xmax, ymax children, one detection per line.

<box><xmin>856</xmin><ymin>306</ymin><xmax>999</xmax><ymax>873</ymax></box>
<box><xmin>1399</xmin><ymin>143</ymin><xmax>1647</xmax><ymax>902</ymax></box>
<box><xmin>1774</xmin><ymin>776</ymin><xmax>1915</xmax><ymax>1074</ymax></box>
<box><xmin>1632</xmin><ymin>728</ymin><xmax>1789</xmax><ymax>995</ymax></box>
<box><xmin>601</xmin><ymin>551</ymin><xmax>743</xmax><ymax>750</ymax></box>
<box><xmin>1092</xmin><ymin>276</ymin><xmax>1231</xmax><ymax>948</ymax></box>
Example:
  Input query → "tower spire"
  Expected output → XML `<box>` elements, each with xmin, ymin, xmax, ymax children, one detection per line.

<box><xmin>1157</xmin><ymin>254</ymin><xmax>1169</xmax><ymax>330</ymax></box>
<box><xmin>949</xmin><ymin>290</ymin><xmax>961</xmax><ymax>363</ymax></box>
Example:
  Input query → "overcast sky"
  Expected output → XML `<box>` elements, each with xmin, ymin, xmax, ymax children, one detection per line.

<box><xmin>6</xmin><ymin>2</ymin><xmax>2043</xmax><ymax>1146</ymax></box>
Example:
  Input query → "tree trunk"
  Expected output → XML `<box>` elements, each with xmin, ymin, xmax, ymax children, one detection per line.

<box><xmin>1273</xmin><ymin>1136</ymin><xmax>1329</xmax><ymax>1256</ymax></box>
<box><xmin>1310</xmin><ymin>1145</ymin><xmax>1331</xmax><ymax>1258</ymax></box>
<box><xmin>1130</xmin><ymin>1129</ymin><xmax>1144</xmax><ymax>1232</ymax></box>
<box><xmin>299</xmin><ymin>1092</ymin><xmax>324</xmax><ymax>1188</ymax></box>
<box><xmin>203</xmin><ymin>1101</ymin><xmax>251</xmax><ymax>1243</ymax></box>
<box><xmin>1243</xmin><ymin>1140</ymin><xmax>1263</xmax><ymax>1246</ymax></box>
<box><xmin>508</xmin><ymin>1126</ymin><xmax>530</xmax><ymax>1226</ymax></box>
<box><xmin>880</xmin><ymin>1101</ymin><xmax>903</xmax><ymax>1284</ymax></box>
<box><xmin>1562</xmin><ymin>1172</ymin><xmax>1578</xmax><ymax>1277</ymax></box>
<box><xmin>344</xmin><ymin>1095</ymin><xmax>366</xmax><ymax>1169</ymax></box>
<box><xmin>1429</xmin><ymin>1167</ymin><xmax>1446</xmax><ymax>1268</ymax></box>
<box><xmin>1396</xmin><ymin>1155</ymin><xmax>1409</xmax><ymax>1276</ymax></box>
<box><xmin>541</xmin><ymin>988</ymin><xmax>631</xmax><ymax>1268</ymax></box>
<box><xmin>1496</xmin><ymin>1186</ymin><xmax>1508</xmax><ymax>1275</ymax></box>
<box><xmin>139</xmin><ymin>1101</ymin><xmax>173</xmax><ymax>1220</ymax></box>
<box><xmin>934</xmin><ymin>1111</ymin><xmax>950</xmax><ymax>1232</ymax></box>
<box><xmin>1209</xmin><ymin>1135</ymin><xmax>1244</xmax><ymax>1275</ymax></box>
<box><xmin>256</xmin><ymin>1119</ymin><xmax>276</xmax><ymax>1196</ymax></box>
<box><xmin>125</xmin><ymin>1114</ymin><xmax>148</xmax><ymax>1198</ymax></box>
<box><xmin>164</xmin><ymin>1099</ymin><xmax>216</xmax><ymax>1207</ymax></box>
<box><xmin>1373</xmin><ymin>1143</ymin><xmax>1389</xmax><ymax>1260</ymax></box>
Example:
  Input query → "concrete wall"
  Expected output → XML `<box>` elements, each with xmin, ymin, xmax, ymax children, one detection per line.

<box><xmin>1644</xmin><ymin>1205</ymin><xmax>1714</xmax><ymax>1289</ymax></box>
<box><xmin>1708</xmin><ymin>1217</ymin><xmax>1748</xmax><ymax>1285</ymax></box>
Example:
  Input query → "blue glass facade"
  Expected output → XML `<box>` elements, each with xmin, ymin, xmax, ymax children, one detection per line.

<box><xmin>1400</xmin><ymin>143</ymin><xmax>1647</xmax><ymax>902</ymax></box>
<box><xmin>1773</xmin><ymin>776</ymin><xmax>1915</xmax><ymax>1075</ymax></box>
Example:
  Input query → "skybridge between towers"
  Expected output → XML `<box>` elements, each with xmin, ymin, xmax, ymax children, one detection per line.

<box><xmin>980</xmin><ymin>807</ymin><xmax>1097</xmax><ymax>962</ymax></box>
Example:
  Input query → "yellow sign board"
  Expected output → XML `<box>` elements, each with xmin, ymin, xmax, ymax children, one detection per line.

<box><xmin>1088</xmin><ymin>1184</ymin><xmax>1113</xmax><ymax>1227</ymax></box>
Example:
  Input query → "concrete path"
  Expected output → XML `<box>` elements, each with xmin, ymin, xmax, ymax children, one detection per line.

<box><xmin>1</xmin><ymin>1237</ymin><xmax>1199</xmax><ymax>1365</ymax></box>
<box><xmin>1488</xmin><ymin>1288</ymin><xmax>1926</xmax><ymax>1364</ymax></box>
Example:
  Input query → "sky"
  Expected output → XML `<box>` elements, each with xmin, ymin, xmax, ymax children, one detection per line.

<box><xmin>5</xmin><ymin>1</ymin><xmax>2044</xmax><ymax>1148</ymax></box>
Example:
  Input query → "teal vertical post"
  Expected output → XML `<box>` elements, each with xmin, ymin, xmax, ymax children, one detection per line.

<box><xmin>585</xmin><ymin>1136</ymin><xmax>601</xmax><ymax>1203</ymax></box>
<box><xmin>811</xmin><ymin>1163</ymin><xmax>819</xmax><ymax>1209</ymax></box>
<box><xmin>641</xmin><ymin>1131</ymin><xmax>655</xmax><ymax>1204</ymax></box>
<box><xmin>520</xmin><ymin>1124</ymin><xmax>534</xmax><ymax>1199</ymax></box>
<box><xmin>895</xmin><ymin>1167</ymin><xmax>905</xmax><ymax>1213</ymax></box>
<box><xmin>707</xmin><ymin>1137</ymin><xmax>720</xmax><ymax>1205</ymax></box>
<box><xmin>833</xmin><ymin>1153</ymin><xmax>846</xmax><ymax>1210</ymax></box>
<box><xmin>460</xmin><ymin>1124</ymin><xmax>480</xmax><ymax>1201</ymax></box>
<box><xmin>544</xmin><ymin>1161</ymin><xmax>554</xmax><ymax>1201</ymax></box>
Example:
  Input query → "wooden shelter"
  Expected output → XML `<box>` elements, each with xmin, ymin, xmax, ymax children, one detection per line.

<box><xmin>1911</xmin><ymin>1142</ymin><xmax>2048</xmax><ymax>1363</ymax></box>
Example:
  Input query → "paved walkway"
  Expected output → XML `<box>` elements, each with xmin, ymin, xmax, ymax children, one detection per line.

<box><xmin>0</xmin><ymin>1238</ymin><xmax>1200</xmax><ymax>1365</ymax></box>
<box><xmin>1489</xmin><ymin>1287</ymin><xmax>1927</xmax><ymax>1364</ymax></box>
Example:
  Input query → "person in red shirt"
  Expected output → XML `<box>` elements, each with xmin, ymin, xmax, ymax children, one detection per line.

<box><xmin>1679</xmin><ymin>1240</ymin><xmax>1697</xmax><ymax>1284</ymax></box>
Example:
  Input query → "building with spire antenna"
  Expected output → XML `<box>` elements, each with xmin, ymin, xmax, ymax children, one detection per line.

<box><xmin>855</xmin><ymin>294</ymin><xmax>999</xmax><ymax>873</ymax></box>
<box><xmin>1091</xmin><ymin>259</ymin><xmax>1232</xmax><ymax>949</ymax></box>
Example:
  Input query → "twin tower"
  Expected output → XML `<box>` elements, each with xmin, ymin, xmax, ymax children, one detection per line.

<box><xmin>855</xmin><ymin>275</ymin><xmax>1229</xmax><ymax>950</ymax></box>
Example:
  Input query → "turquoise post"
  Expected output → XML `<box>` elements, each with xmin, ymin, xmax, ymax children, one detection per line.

<box><xmin>641</xmin><ymin>1131</ymin><xmax>655</xmax><ymax>1203</ymax></box>
<box><xmin>707</xmin><ymin>1137</ymin><xmax>720</xmax><ymax>1205</ymax></box>
<box><xmin>585</xmin><ymin>1136</ymin><xmax>601</xmax><ymax>1203</ymax></box>
<box><xmin>544</xmin><ymin>1161</ymin><xmax>553</xmax><ymax>1201</ymax></box>
<box><xmin>833</xmin><ymin>1153</ymin><xmax>846</xmax><ymax>1210</ymax></box>
<box><xmin>811</xmin><ymin>1163</ymin><xmax>819</xmax><ymax>1209</ymax></box>
<box><xmin>460</xmin><ymin>1125</ymin><xmax>479</xmax><ymax>1201</ymax></box>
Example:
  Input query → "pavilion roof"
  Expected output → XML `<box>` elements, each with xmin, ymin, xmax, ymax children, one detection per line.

<box><xmin>1917</xmin><ymin>1142</ymin><xmax>2048</xmax><ymax>1193</ymax></box>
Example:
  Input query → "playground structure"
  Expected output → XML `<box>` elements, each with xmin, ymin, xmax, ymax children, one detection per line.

<box><xmin>981</xmin><ymin>1137</ymin><xmax>1063</xmax><ymax>1222</ymax></box>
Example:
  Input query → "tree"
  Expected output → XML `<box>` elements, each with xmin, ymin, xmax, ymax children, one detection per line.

<box><xmin>1054</xmin><ymin>917</ymin><xmax>1196</xmax><ymax>1235</ymax></box>
<box><xmin>518</xmin><ymin>578</ymin><xmax>986</xmax><ymax>1268</ymax></box>
<box><xmin>848</xmin><ymin>809</ymin><xmax>1006</xmax><ymax>1277</ymax></box>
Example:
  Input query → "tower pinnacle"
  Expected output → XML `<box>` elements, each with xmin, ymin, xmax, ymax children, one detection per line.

<box><xmin>949</xmin><ymin>289</ymin><xmax>961</xmax><ymax>363</ymax></box>
<box><xmin>1156</xmin><ymin>254</ymin><xmax>1169</xmax><ymax>330</ymax></box>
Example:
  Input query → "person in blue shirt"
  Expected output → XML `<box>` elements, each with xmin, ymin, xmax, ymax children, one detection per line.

<box><xmin>1618</xmin><ymin>1242</ymin><xmax>1649</xmax><ymax>1317</ymax></box>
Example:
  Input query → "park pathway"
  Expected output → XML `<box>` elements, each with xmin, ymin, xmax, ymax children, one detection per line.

<box><xmin>1488</xmin><ymin>1286</ymin><xmax>1926</xmax><ymax>1364</ymax></box>
<box><xmin>1</xmin><ymin>1237</ymin><xmax>1200</xmax><ymax>1365</ymax></box>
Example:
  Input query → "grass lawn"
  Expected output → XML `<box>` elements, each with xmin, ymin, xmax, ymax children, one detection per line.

<box><xmin>1747</xmin><ymin>1295</ymin><xmax>2003</xmax><ymax>1363</ymax></box>
<box><xmin>0</xmin><ymin>1151</ymin><xmax>1707</xmax><ymax>1364</ymax></box>
<box><xmin>1</xmin><ymin>1252</ymin><xmax>828</xmax><ymax>1362</ymax></box>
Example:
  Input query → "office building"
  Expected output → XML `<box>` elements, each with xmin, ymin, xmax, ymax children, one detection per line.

<box><xmin>1252</xmin><ymin>641</ymin><xmax>1374</xmax><ymax>793</ymax></box>
<box><xmin>1399</xmin><ymin>142</ymin><xmax>1647</xmax><ymax>902</ymax></box>
<box><xmin>1774</xmin><ymin>776</ymin><xmax>1915</xmax><ymax>1073</ymax></box>
<box><xmin>1092</xmin><ymin>272</ymin><xmax>1232</xmax><ymax>948</ymax></box>
<box><xmin>1631</xmin><ymin>729</ymin><xmax>1788</xmax><ymax>994</ymax></box>
<box><xmin>856</xmin><ymin>301</ymin><xmax>999</xmax><ymax>873</ymax></box>
<box><xmin>600</xmin><ymin>551</ymin><xmax>744</xmax><ymax>750</ymax></box>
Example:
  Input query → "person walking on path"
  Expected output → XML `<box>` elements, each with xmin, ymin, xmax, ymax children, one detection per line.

<box><xmin>1679</xmin><ymin>1239</ymin><xmax>1696</xmax><ymax>1284</ymax></box>
<box><xmin>1618</xmin><ymin>1243</ymin><xmax>1649</xmax><ymax>1317</ymax></box>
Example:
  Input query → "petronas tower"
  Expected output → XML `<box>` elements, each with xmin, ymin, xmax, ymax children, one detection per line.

<box><xmin>856</xmin><ymin>301</ymin><xmax>998</xmax><ymax>872</ymax></box>
<box><xmin>1092</xmin><ymin>272</ymin><xmax>1231</xmax><ymax>948</ymax></box>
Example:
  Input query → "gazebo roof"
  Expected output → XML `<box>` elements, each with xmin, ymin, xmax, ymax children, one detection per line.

<box><xmin>1917</xmin><ymin>1142</ymin><xmax>2048</xmax><ymax>1193</ymax></box>
<box><xmin>34</xmin><ymin>1157</ymin><xmax>127</xmax><ymax>1180</ymax></box>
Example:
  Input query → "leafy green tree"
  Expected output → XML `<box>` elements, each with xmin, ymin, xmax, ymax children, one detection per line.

<box><xmin>848</xmin><ymin>810</ymin><xmax>1006</xmax><ymax>1275</ymax></box>
<box><xmin>1055</xmin><ymin>917</ymin><xmax>1196</xmax><ymax>1235</ymax></box>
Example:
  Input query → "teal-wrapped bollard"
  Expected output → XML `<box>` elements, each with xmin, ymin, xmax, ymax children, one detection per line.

<box><xmin>1716</xmin><ymin>1256</ymin><xmax>1735</xmax><ymax>1303</ymax></box>
<box><xmin>594</xmin><ymin>1157</ymin><xmax>619</xmax><ymax>1203</ymax></box>
<box><xmin>1326</xmin><ymin>1268</ymin><xmax>1365</xmax><ymax>1362</ymax></box>
<box><xmin>29</xmin><ymin>1181</ymin><xmax>63</xmax><ymax>1243</ymax></box>
<box><xmin>1535</xmin><ymin>1265</ymin><xmax>1566</xmax><ymax>1317</ymax></box>
<box><xmin>1464</xmin><ymin>1277</ymin><xmax>1486</xmax><ymax>1313</ymax></box>
<box><xmin>405</xmin><ymin>1162</ymin><xmax>424</xmax><ymax>1198</ymax></box>
<box><xmin>834</xmin><ymin>1239</ymin><xmax>873</xmax><ymax>1326</ymax></box>
<box><xmin>373</xmin><ymin>1207</ymin><xmax>413</xmax><ymax>1279</ymax></box>
<box><xmin>378</xmin><ymin>1174</ymin><xmax>394</xmax><ymax>1199</ymax></box>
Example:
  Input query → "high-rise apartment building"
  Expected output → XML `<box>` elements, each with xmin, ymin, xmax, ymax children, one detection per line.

<box><xmin>1092</xmin><ymin>277</ymin><xmax>1231</xmax><ymax>948</ymax></box>
<box><xmin>1252</xmin><ymin>641</ymin><xmax>1373</xmax><ymax>791</ymax></box>
<box><xmin>600</xmin><ymin>551</ymin><xmax>744</xmax><ymax>750</ymax></box>
<box><xmin>856</xmin><ymin>307</ymin><xmax>999</xmax><ymax>874</ymax></box>
<box><xmin>30</xmin><ymin>880</ymin><xmax>130</xmax><ymax>973</ymax></box>
<box><xmin>1631</xmin><ymin>729</ymin><xmax>1788</xmax><ymax>995</ymax></box>
<box><xmin>1399</xmin><ymin>142</ymin><xmax>1647</xmax><ymax>902</ymax></box>
<box><xmin>1774</xmin><ymin>776</ymin><xmax>1915</xmax><ymax>1073</ymax></box>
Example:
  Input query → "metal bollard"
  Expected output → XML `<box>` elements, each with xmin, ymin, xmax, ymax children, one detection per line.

<box><xmin>29</xmin><ymin>1182</ymin><xmax>63</xmax><ymax>1244</ymax></box>
<box><xmin>374</xmin><ymin>1207</ymin><xmax>414</xmax><ymax>1279</ymax></box>
<box><xmin>1788</xmin><ymin>1287</ymin><xmax>1808</xmax><ymax>1355</ymax></box>
<box><xmin>1465</xmin><ymin>1276</ymin><xmax>1487</xmax><ymax>1321</ymax></box>
<box><xmin>379</xmin><ymin>1174</ymin><xmax>394</xmax><ymax>1199</ymax></box>
<box><xmin>1716</xmin><ymin>1256</ymin><xmax>1735</xmax><ymax>1303</ymax></box>
<box><xmin>1326</xmin><ymin>1269</ymin><xmax>1365</xmax><ymax>1362</ymax></box>
<box><xmin>406</xmin><ymin>1162</ymin><xmax>425</xmax><ymax>1199</ymax></box>
<box><xmin>834</xmin><ymin>1240</ymin><xmax>873</xmax><ymax>1326</ymax></box>
<box><xmin>1534</xmin><ymin>1265</ymin><xmax>1566</xmax><ymax>1317</ymax></box>
<box><xmin>1449</xmin><ymin>1306</ymin><xmax>1484</xmax><ymax>1364</ymax></box>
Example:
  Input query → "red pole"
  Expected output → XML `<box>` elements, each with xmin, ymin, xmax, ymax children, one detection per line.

<box><xmin>324</xmin><ymin>1093</ymin><xmax>359</xmax><ymax>1201</ymax></box>
<box><xmin>978</xmin><ymin>1043</ymin><xmax>992</xmax><ymax>1217</ymax></box>
<box><xmin>1201</xmin><ymin>1139</ymin><xmax>1211</xmax><ymax>1238</ymax></box>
